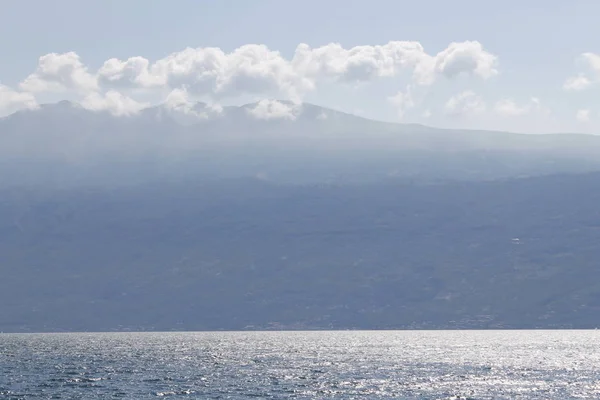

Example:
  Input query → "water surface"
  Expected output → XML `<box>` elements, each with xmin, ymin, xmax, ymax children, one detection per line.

<box><xmin>1</xmin><ymin>330</ymin><xmax>599</xmax><ymax>399</ymax></box>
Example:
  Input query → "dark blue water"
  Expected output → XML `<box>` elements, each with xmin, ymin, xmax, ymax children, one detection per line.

<box><xmin>1</xmin><ymin>331</ymin><xmax>599</xmax><ymax>399</ymax></box>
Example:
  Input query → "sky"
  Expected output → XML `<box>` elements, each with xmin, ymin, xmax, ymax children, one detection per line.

<box><xmin>1</xmin><ymin>0</ymin><xmax>599</xmax><ymax>134</ymax></box>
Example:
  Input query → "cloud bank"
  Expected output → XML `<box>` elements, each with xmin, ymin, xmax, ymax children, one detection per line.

<box><xmin>1</xmin><ymin>40</ymin><xmax>498</xmax><ymax>117</ymax></box>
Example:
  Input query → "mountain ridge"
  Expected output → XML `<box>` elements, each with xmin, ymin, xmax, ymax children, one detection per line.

<box><xmin>2</xmin><ymin>99</ymin><xmax>594</xmax><ymax>138</ymax></box>
<box><xmin>2</xmin><ymin>99</ymin><xmax>600</xmax><ymax>187</ymax></box>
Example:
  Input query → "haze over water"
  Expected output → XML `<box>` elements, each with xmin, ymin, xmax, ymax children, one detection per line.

<box><xmin>1</xmin><ymin>330</ymin><xmax>599</xmax><ymax>399</ymax></box>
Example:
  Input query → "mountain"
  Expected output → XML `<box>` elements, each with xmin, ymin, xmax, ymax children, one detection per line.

<box><xmin>2</xmin><ymin>101</ymin><xmax>600</xmax><ymax>332</ymax></box>
<box><xmin>2</xmin><ymin>100</ymin><xmax>600</xmax><ymax>187</ymax></box>
<box><xmin>1</xmin><ymin>173</ymin><xmax>600</xmax><ymax>332</ymax></box>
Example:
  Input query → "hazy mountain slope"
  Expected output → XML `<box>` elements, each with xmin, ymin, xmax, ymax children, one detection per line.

<box><xmin>2</xmin><ymin>101</ymin><xmax>600</xmax><ymax>332</ymax></box>
<box><xmin>1</xmin><ymin>173</ymin><xmax>600</xmax><ymax>332</ymax></box>
<box><xmin>1</xmin><ymin>101</ymin><xmax>600</xmax><ymax>187</ymax></box>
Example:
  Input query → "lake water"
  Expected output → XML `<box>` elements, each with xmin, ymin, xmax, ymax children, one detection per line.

<box><xmin>1</xmin><ymin>330</ymin><xmax>599</xmax><ymax>399</ymax></box>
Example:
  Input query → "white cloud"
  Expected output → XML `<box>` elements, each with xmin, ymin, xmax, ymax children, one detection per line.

<box><xmin>164</xmin><ymin>87</ymin><xmax>195</xmax><ymax>111</ymax></box>
<box><xmin>494</xmin><ymin>97</ymin><xmax>542</xmax><ymax>117</ymax></box>
<box><xmin>215</xmin><ymin>45</ymin><xmax>311</xmax><ymax>100</ymax></box>
<box><xmin>564</xmin><ymin>52</ymin><xmax>600</xmax><ymax>91</ymax></box>
<box><xmin>444</xmin><ymin>90</ymin><xmax>485</xmax><ymax>116</ymax></box>
<box><xmin>98</xmin><ymin>56</ymin><xmax>163</xmax><ymax>88</ymax></box>
<box><xmin>564</xmin><ymin>75</ymin><xmax>592</xmax><ymax>91</ymax></box>
<box><xmin>20</xmin><ymin>52</ymin><xmax>98</xmax><ymax>93</ymax></box>
<box><xmin>16</xmin><ymin>41</ymin><xmax>497</xmax><ymax>107</ymax></box>
<box><xmin>99</xmin><ymin>45</ymin><xmax>311</xmax><ymax>102</ymax></box>
<box><xmin>432</xmin><ymin>41</ymin><xmax>498</xmax><ymax>81</ymax></box>
<box><xmin>163</xmin><ymin>87</ymin><xmax>223</xmax><ymax>119</ymax></box>
<box><xmin>294</xmin><ymin>40</ymin><xmax>497</xmax><ymax>87</ymax></box>
<box><xmin>80</xmin><ymin>90</ymin><xmax>149</xmax><ymax>116</ymax></box>
<box><xmin>3</xmin><ymin>41</ymin><xmax>501</xmax><ymax>121</ymax></box>
<box><xmin>293</xmin><ymin>41</ymin><xmax>425</xmax><ymax>83</ymax></box>
<box><xmin>582</xmin><ymin>52</ymin><xmax>600</xmax><ymax>73</ymax></box>
<box><xmin>0</xmin><ymin>84</ymin><xmax>38</xmax><ymax>116</ymax></box>
<box><xmin>387</xmin><ymin>86</ymin><xmax>414</xmax><ymax>119</ymax></box>
<box><xmin>421</xmin><ymin>109</ymin><xmax>432</xmax><ymax>118</ymax></box>
<box><xmin>246</xmin><ymin>99</ymin><xmax>301</xmax><ymax>120</ymax></box>
<box><xmin>576</xmin><ymin>109</ymin><xmax>590</xmax><ymax>122</ymax></box>
<box><xmin>207</xmin><ymin>102</ymin><xmax>224</xmax><ymax>115</ymax></box>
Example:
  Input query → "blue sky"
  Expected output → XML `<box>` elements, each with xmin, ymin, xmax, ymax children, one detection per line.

<box><xmin>1</xmin><ymin>0</ymin><xmax>599</xmax><ymax>133</ymax></box>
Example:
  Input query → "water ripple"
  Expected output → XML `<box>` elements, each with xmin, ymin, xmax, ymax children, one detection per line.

<box><xmin>0</xmin><ymin>331</ymin><xmax>599</xmax><ymax>399</ymax></box>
